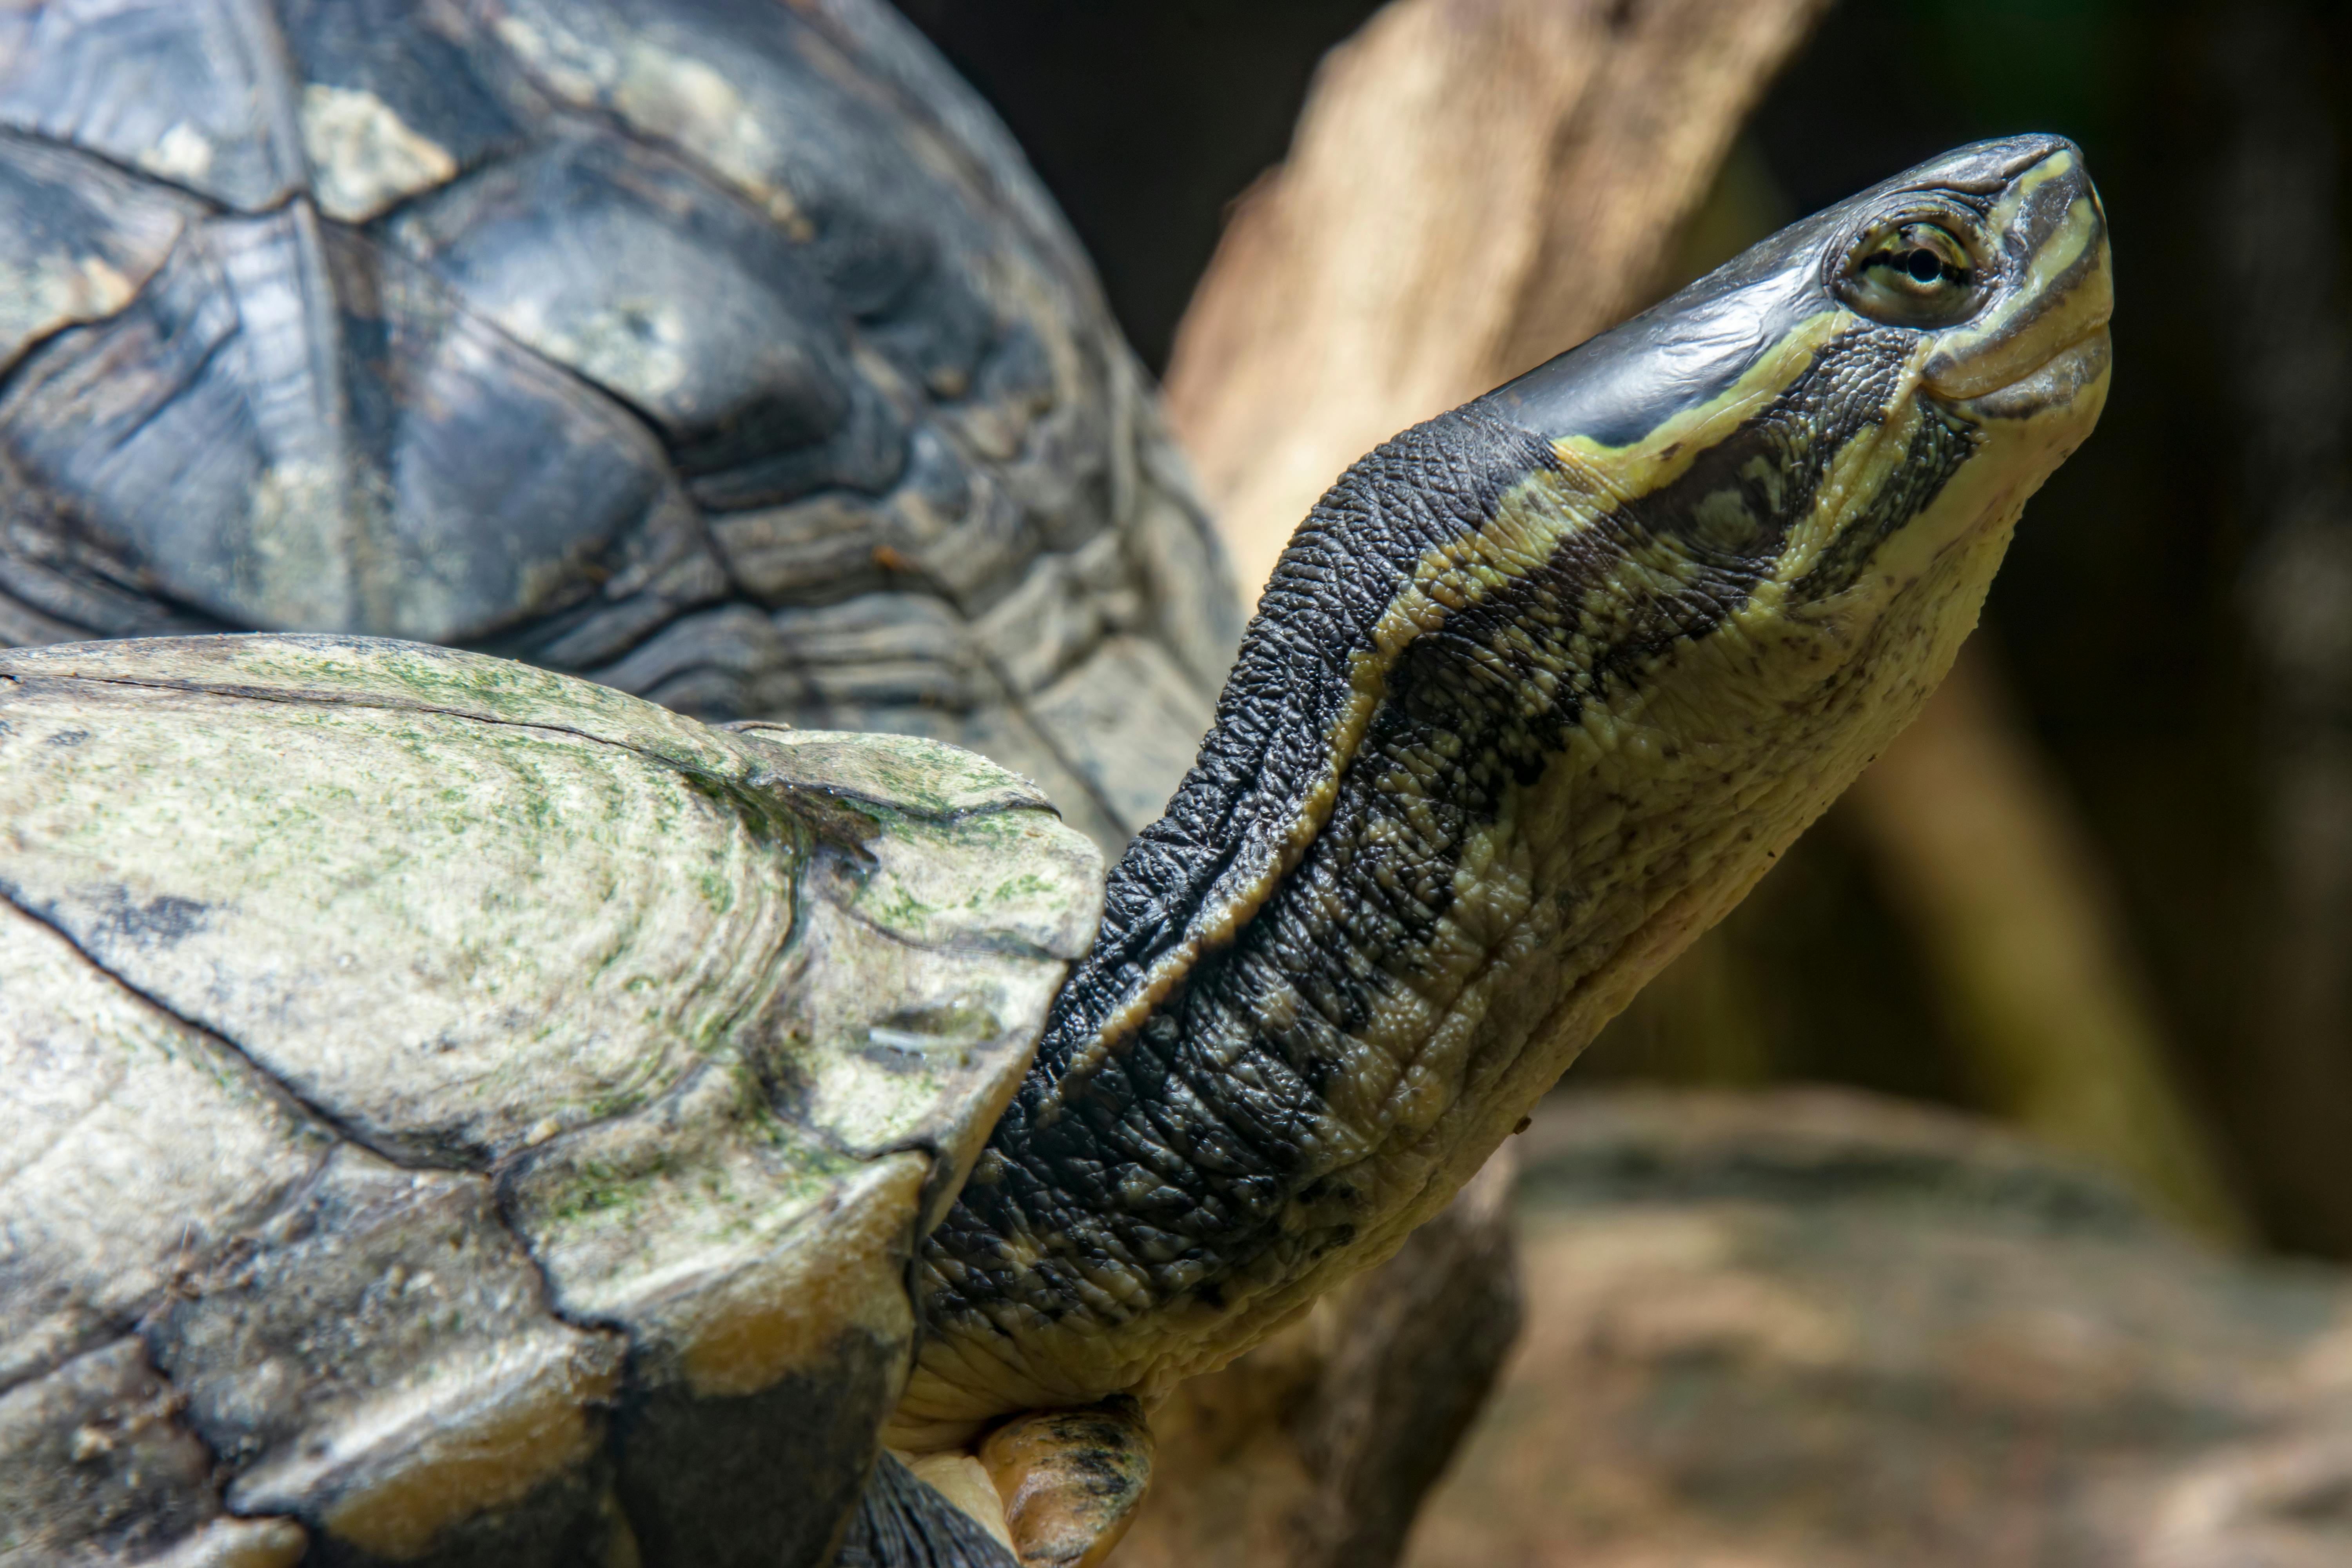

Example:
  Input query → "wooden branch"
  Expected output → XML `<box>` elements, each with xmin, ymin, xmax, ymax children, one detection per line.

<box><xmin>1163</xmin><ymin>0</ymin><xmax>1832</xmax><ymax>600</ymax></box>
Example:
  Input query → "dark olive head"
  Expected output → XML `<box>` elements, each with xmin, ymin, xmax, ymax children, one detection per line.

<box><xmin>1486</xmin><ymin>133</ymin><xmax>2111</xmax><ymax>449</ymax></box>
<box><xmin>1465</xmin><ymin>133</ymin><xmax>2110</xmax><ymax>655</ymax></box>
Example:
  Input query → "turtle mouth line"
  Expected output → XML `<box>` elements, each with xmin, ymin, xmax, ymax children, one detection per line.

<box><xmin>1935</xmin><ymin>325</ymin><xmax>2112</xmax><ymax>419</ymax></box>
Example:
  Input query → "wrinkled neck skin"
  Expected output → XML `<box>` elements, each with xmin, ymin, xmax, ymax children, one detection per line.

<box><xmin>893</xmin><ymin>300</ymin><xmax>2098</xmax><ymax>1445</ymax></box>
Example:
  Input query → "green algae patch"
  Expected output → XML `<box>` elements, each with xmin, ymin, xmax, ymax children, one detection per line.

<box><xmin>1</xmin><ymin>633</ymin><xmax>1104</xmax><ymax>1440</ymax></box>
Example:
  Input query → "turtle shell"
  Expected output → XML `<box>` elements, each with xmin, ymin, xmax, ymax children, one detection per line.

<box><xmin>0</xmin><ymin>0</ymin><xmax>1240</xmax><ymax>854</ymax></box>
<box><xmin>0</xmin><ymin>635</ymin><xmax>1102</xmax><ymax>1567</ymax></box>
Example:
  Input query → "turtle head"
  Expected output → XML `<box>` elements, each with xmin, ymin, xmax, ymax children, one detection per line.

<box><xmin>1437</xmin><ymin>134</ymin><xmax>2111</xmax><ymax>880</ymax></box>
<box><xmin>1487</xmin><ymin>132</ymin><xmax>2111</xmax><ymax>686</ymax></box>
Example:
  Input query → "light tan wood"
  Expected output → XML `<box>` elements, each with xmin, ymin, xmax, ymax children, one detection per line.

<box><xmin>1403</xmin><ymin>1090</ymin><xmax>2335</xmax><ymax>1568</ymax></box>
<box><xmin>1163</xmin><ymin>0</ymin><xmax>1832</xmax><ymax>600</ymax></box>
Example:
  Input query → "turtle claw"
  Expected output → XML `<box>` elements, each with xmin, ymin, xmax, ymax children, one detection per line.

<box><xmin>978</xmin><ymin>1396</ymin><xmax>1156</xmax><ymax>1568</ymax></box>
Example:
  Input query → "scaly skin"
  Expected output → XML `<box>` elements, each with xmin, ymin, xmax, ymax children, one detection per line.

<box><xmin>896</xmin><ymin>134</ymin><xmax>2114</xmax><ymax>1447</ymax></box>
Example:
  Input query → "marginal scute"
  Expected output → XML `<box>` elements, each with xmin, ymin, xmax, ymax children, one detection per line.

<box><xmin>1125</xmin><ymin>436</ymin><xmax>1245</xmax><ymax>694</ymax></box>
<box><xmin>879</xmin><ymin>698</ymin><xmax>1138</xmax><ymax>863</ymax></box>
<box><xmin>773</xmin><ymin>891</ymin><xmax>1070</xmax><ymax>1230</ymax></box>
<box><xmin>494</xmin><ymin>1063</ymin><xmax>928</xmax><ymax>1563</ymax></box>
<box><xmin>737</xmin><ymin>726</ymin><xmax>1060</xmax><ymax>821</ymax></box>
<box><xmin>1027</xmin><ymin>636</ymin><xmax>1217</xmax><ymax>831</ymax></box>
<box><xmin>590</xmin><ymin>593</ymin><xmax>973</xmax><ymax>720</ymax></box>
<box><xmin>886</xmin><ymin>432</ymin><xmax>1025</xmax><ymax>592</ymax></box>
<box><xmin>902</xmin><ymin>462</ymin><xmax>1042</xmax><ymax>612</ymax></box>
<box><xmin>154</xmin><ymin>1150</ymin><xmax>625</xmax><ymax>1561</ymax></box>
<box><xmin>841</xmin><ymin>808</ymin><xmax>1104</xmax><ymax>960</ymax></box>
<box><xmin>614</xmin><ymin>1321</ymin><xmax>908</xmax><ymax>1568</ymax></box>
<box><xmin>500</xmin><ymin>1060</ymin><xmax>906</xmax><ymax>1392</ymax></box>
<box><xmin>573</xmin><ymin>595</ymin><xmax>1137</xmax><ymax>851</ymax></box>
<box><xmin>972</xmin><ymin>536</ymin><xmax>1137</xmax><ymax>699</ymax></box>
<box><xmin>0</xmin><ymin>1336</ymin><xmax>309</xmax><ymax>1568</ymax></box>
<box><xmin>705</xmin><ymin>490</ymin><xmax>893</xmax><ymax>605</ymax></box>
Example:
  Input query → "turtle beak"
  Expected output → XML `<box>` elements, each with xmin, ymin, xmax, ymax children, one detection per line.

<box><xmin>1922</xmin><ymin>141</ymin><xmax>2114</xmax><ymax>404</ymax></box>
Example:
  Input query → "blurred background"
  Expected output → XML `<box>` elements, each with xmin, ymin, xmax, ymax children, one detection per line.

<box><xmin>895</xmin><ymin>0</ymin><xmax>2352</xmax><ymax>1261</ymax></box>
<box><xmin>5</xmin><ymin>0</ymin><xmax>2349</xmax><ymax>1561</ymax></box>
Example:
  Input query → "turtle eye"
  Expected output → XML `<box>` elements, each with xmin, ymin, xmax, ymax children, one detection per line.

<box><xmin>1840</xmin><ymin>218</ymin><xmax>1983</xmax><ymax>326</ymax></box>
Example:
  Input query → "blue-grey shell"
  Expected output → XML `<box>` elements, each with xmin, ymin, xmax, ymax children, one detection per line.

<box><xmin>0</xmin><ymin>0</ymin><xmax>1241</xmax><ymax>854</ymax></box>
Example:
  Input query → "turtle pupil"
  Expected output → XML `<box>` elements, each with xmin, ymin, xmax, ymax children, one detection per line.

<box><xmin>1907</xmin><ymin>247</ymin><xmax>1944</xmax><ymax>283</ymax></box>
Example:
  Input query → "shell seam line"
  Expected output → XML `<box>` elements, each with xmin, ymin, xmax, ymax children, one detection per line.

<box><xmin>0</xmin><ymin>582</ymin><xmax>101</xmax><ymax>647</ymax></box>
<box><xmin>0</xmin><ymin>882</ymin><xmax>458</xmax><ymax>1178</ymax></box>
<box><xmin>0</xmin><ymin>132</ymin><xmax>234</xmax><ymax>227</ymax></box>
<box><xmin>832</xmin><ymin>894</ymin><xmax>1070</xmax><ymax>966</ymax></box>
<box><xmin>425</xmin><ymin>92</ymin><xmax>926</xmax><ymax>514</ymax></box>
<box><xmin>12</xmin><ymin>668</ymin><xmax>765</xmax><ymax>784</ymax></box>
<box><xmin>0</xmin><ymin>863</ymin><xmax>832</xmax><ymax>1196</ymax></box>
<box><xmin>764</xmin><ymin>776</ymin><xmax>1068</xmax><ymax>829</ymax></box>
<box><xmin>971</xmin><ymin>649</ymin><xmax>1138</xmax><ymax>838</ymax></box>
<box><xmin>0</xmin><ymin>880</ymin><xmax>643</xmax><ymax>1501</ymax></box>
<box><xmin>0</xmin><ymin>514</ymin><xmax>240</xmax><ymax>642</ymax></box>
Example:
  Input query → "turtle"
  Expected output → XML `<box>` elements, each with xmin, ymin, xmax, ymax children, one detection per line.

<box><xmin>0</xmin><ymin>133</ymin><xmax>2114</xmax><ymax>1568</ymax></box>
<box><xmin>0</xmin><ymin>0</ymin><xmax>1243</xmax><ymax>858</ymax></box>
